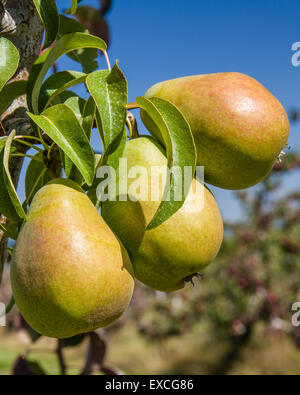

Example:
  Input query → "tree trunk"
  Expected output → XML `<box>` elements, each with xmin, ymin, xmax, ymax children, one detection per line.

<box><xmin>0</xmin><ymin>0</ymin><xmax>43</xmax><ymax>282</ymax></box>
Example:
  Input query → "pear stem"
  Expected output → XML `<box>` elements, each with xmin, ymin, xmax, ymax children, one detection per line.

<box><xmin>14</xmin><ymin>135</ymin><xmax>44</xmax><ymax>144</ymax></box>
<box><xmin>13</xmin><ymin>138</ymin><xmax>44</xmax><ymax>154</ymax></box>
<box><xmin>126</xmin><ymin>102</ymin><xmax>139</xmax><ymax>110</ymax></box>
<box><xmin>37</xmin><ymin>126</ymin><xmax>49</xmax><ymax>151</ymax></box>
<box><xmin>104</xmin><ymin>50</ymin><xmax>111</xmax><ymax>71</ymax></box>
<box><xmin>11</xmin><ymin>153</ymin><xmax>44</xmax><ymax>162</ymax></box>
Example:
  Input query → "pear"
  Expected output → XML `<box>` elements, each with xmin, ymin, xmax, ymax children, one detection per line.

<box><xmin>11</xmin><ymin>181</ymin><xmax>134</xmax><ymax>339</ymax></box>
<box><xmin>102</xmin><ymin>137</ymin><xmax>223</xmax><ymax>292</ymax></box>
<box><xmin>141</xmin><ymin>72</ymin><xmax>290</xmax><ymax>190</ymax></box>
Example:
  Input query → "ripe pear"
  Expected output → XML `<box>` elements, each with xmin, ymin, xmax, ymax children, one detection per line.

<box><xmin>141</xmin><ymin>72</ymin><xmax>289</xmax><ymax>190</ymax></box>
<box><xmin>102</xmin><ymin>137</ymin><xmax>223</xmax><ymax>292</ymax></box>
<box><xmin>11</xmin><ymin>181</ymin><xmax>134</xmax><ymax>339</ymax></box>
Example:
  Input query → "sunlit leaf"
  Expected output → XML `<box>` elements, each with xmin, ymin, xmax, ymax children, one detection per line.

<box><xmin>27</xmin><ymin>49</ymin><xmax>50</xmax><ymax>113</ymax></box>
<box><xmin>82</xmin><ymin>97</ymin><xmax>96</xmax><ymax>140</ymax></box>
<box><xmin>0</xmin><ymin>37</ymin><xmax>19</xmax><ymax>92</ymax></box>
<box><xmin>32</xmin><ymin>0</ymin><xmax>59</xmax><ymax>49</ymax></box>
<box><xmin>138</xmin><ymin>96</ymin><xmax>196</xmax><ymax>229</ymax></box>
<box><xmin>31</xmin><ymin>32</ymin><xmax>107</xmax><ymax>114</ymax></box>
<box><xmin>28</xmin><ymin>105</ymin><xmax>95</xmax><ymax>186</ymax></box>
<box><xmin>86</xmin><ymin>62</ymin><xmax>127</xmax><ymax>158</ymax></box>
<box><xmin>39</xmin><ymin>70</ymin><xmax>86</xmax><ymax>111</ymax></box>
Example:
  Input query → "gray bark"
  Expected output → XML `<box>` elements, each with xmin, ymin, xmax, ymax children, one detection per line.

<box><xmin>0</xmin><ymin>0</ymin><xmax>43</xmax><ymax>282</ymax></box>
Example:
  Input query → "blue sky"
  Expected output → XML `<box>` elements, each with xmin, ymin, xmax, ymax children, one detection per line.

<box><xmin>18</xmin><ymin>0</ymin><xmax>300</xmax><ymax>222</ymax></box>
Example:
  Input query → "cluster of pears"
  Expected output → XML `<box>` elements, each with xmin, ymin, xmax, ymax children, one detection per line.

<box><xmin>11</xmin><ymin>72</ymin><xmax>289</xmax><ymax>339</ymax></box>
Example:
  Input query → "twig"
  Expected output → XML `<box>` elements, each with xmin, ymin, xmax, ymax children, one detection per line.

<box><xmin>56</xmin><ymin>340</ymin><xmax>67</xmax><ymax>375</ymax></box>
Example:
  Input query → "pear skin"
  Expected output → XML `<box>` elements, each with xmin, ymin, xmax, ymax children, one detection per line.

<box><xmin>102</xmin><ymin>137</ymin><xmax>223</xmax><ymax>292</ymax></box>
<box><xmin>11</xmin><ymin>182</ymin><xmax>134</xmax><ymax>339</ymax></box>
<box><xmin>141</xmin><ymin>72</ymin><xmax>289</xmax><ymax>190</ymax></box>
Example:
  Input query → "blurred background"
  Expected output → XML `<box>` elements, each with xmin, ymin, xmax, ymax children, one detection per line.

<box><xmin>1</xmin><ymin>0</ymin><xmax>300</xmax><ymax>374</ymax></box>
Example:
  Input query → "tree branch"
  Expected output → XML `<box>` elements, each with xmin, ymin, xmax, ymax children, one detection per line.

<box><xmin>56</xmin><ymin>340</ymin><xmax>67</xmax><ymax>375</ymax></box>
<box><xmin>0</xmin><ymin>0</ymin><xmax>43</xmax><ymax>282</ymax></box>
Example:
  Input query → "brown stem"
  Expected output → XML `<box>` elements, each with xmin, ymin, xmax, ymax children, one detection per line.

<box><xmin>56</xmin><ymin>340</ymin><xmax>67</xmax><ymax>375</ymax></box>
<box><xmin>126</xmin><ymin>102</ymin><xmax>139</xmax><ymax>110</ymax></box>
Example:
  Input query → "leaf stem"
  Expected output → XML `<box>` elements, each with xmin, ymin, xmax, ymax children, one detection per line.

<box><xmin>126</xmin><ymin>102</ymin><xmax>139</xmax><ymax>110</ymax></box>
<box><xmin>37</xmin><ymin>127</ymin><xmax>49</xmax><ymax>151</ymax></box>
<box><xmin>47</xmin><ymin>142</ymin><xmax>56</xmax><ymax>160</ymax></box>
<box><xmin>13</xmin><ymin>138</ymin><xmax>44</xmax><ymax>154</ymax></box>
<box><xmin>11</xmin><ymin>153</ymin><xmax>44</xmax><ymax>162</ymax></box>
<box><xmin>104</xmin><ymin>50</ymin><xmax>111</xmax><ymax>71</ymax></box>
<box><xmin>14</xmin><ymin>135</ymin><xmax>44</xmax><ymax>143</ymax></box>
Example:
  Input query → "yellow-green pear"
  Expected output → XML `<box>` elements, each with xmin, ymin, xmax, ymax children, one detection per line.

<box><xmin>141</xmin><ymin>72</ymin><xmax>289</xmax><ymax>190</ymax></box>
<box><xmin>11</xmin><ymin>181</ymin><xmax>134</xmax><ymax>339</ymax></box>
<box><xmin>102</xmin><ymin>137</ymin><xmax>223</xmax><ymax>292</ymax></box>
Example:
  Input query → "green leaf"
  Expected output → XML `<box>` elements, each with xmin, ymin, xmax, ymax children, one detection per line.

<box><xmin>58</xmin><ymin>15</ymin><xmax>99</xmax><ymax>74</ymax></box>
<box><xmin>32</xmin><ymin>0</ymin><xmax>59</xmax><ymax>49</ymax></box>
<box><xmin>25</xmin><ymin>154</ymin><xmax>51</xmax><ymax>206</ymax></box>
<box><xmin>0</xmin><ymin>137</ymin><xmax>18</xmax><ymax>221</ymax></box>
<box><xmin>28</xmin><ymin>104</ymin><xmax>95</xmax><ymax>186</ymax></box>
<box><xmin>2</xmin><ymin>131</ymin><xmax>27</xmax><ymax>220</ymax></box>
<box><xmin>58</xmin><ymin>14</ymin><xmax>86</xmax><ymax>35</ymax></box>
<box><xmin>27</xmin><ymin>49</ymin><xmax>51</xmax><ymax>113</ymax></box>
<box><xmin>31</xmin><ymin>32</ymin><xmax>107</xmax><ymax>114</ymax></box>
<box><xmin>137</xmin><ymin>96</ymin><xmax>196</xmax><ymax>230</ymax></box>
<box><xmin>86</xmin><ymin>62</ymin><xmax>127</xmax><ymax>157</ymax></box>
<box><xmin>39</xmin><ymin>70</ymin><xmax>86</xmax><ymax>111</ymax></box>
<box><xmin>62</xmin><ymin>96</ymin><xmax>95</xmax><ymax>180</ymax></box>
<box><xmin>0</xmin><ymin>80</ymin><xmax>27</xmax><ymax>115</ymax></box>
<box><xmin>61</xmin><ymin>149</ymin><xmax>74</xmax><ymax>179</ymax></box>
<box><xmin>82</xmin><ymin>97</ymin><xmax>96</xmax><ymax>140</ymax></box>
<box><xmin>62</xmin><ymin>95</ymin><xmax>95</xmax><ymax>139</ymax></box>
<box><xmin>52</xmin><ymin>90</ymin><xmax>79</xmax><ymax>105</ymax></box>
<box><xmin>87</xmin><ymin>129</ymin><xmax>126</xmax><ymax>206</ymax></box>
<box><xmin>48</xmin><ymin>91</ymin><xmax>81</xmax><ymax>180</ymax></box>
<box><xmin>63</xmin><ymin>96</ymin><xmax>96</xmax><ymax>184</ymax></box>
<box><xmin>63</xmin><ymin>96</ymin><xmax>86</xmax><ymax>124</ymax></box>
<box><xmin>0</xmin><ymin>38</ymin><xmax>19</xmax><ymax>92</ymax></box>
